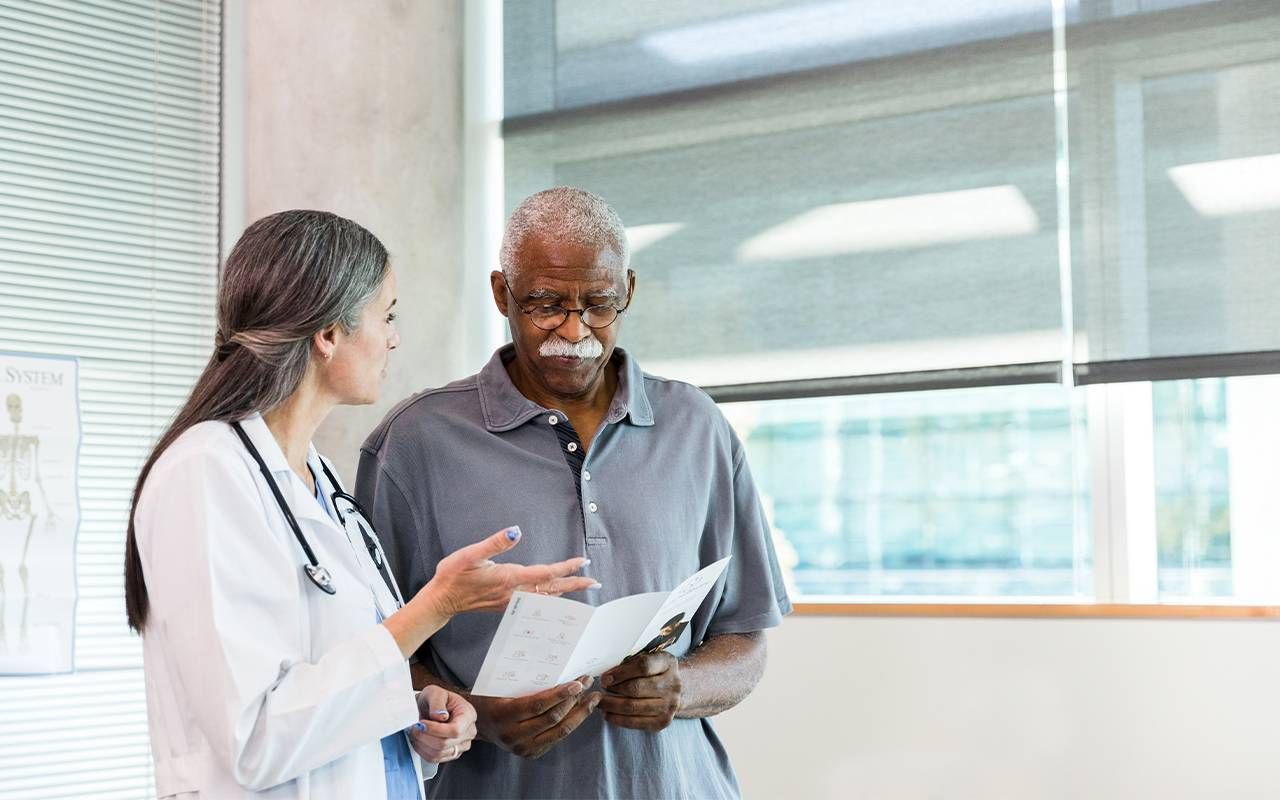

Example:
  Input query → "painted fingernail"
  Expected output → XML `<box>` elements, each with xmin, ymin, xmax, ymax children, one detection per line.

<box><xmin>432</xmin><ymin>709</ymin><xmax>450</xmax><ymax>720</ymax></box>
<box><xmin>505</xmin><ymin>526</ymin><xmax>521</xmax><ymax>541</ymax></box>
<box><xmin>414</xmin><ymin>722</ymin><xmax>426</xmax><ymax>732</ymax></box>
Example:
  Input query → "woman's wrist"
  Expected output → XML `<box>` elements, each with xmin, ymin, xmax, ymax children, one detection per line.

<box><xmin>384</xmin><ymin>588</ymin><xmax>451</xmax><ymax>659</ymax></box>
<box><xmin>414</xmin><ymin>583</ymin><xmax>452</xmax><ymax>631</ymax></box>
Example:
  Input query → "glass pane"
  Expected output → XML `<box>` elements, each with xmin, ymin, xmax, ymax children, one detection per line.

<box><xmin>1069</xmin><ymin>2</ymin><xmax>1280</xmax><ymax>363</ymax></box>
<box><xmin>721</xmin><ymin>383</ymin><xmax>1091</xmax><ymax>599</ymax></box>
<box><xmin>1153</xmin><ymin>375</ymin><xmax>1280</xmax><ymax>601</ymax></box>
<box><xmin>506</xmin><ymin>0</ymin><xmax>1057</xmax><ymax>115</ymax></box>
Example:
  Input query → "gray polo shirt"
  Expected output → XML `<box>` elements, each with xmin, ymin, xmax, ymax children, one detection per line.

<box><xmin>356</xmin><ymin>345</ymin><xmax>791</xmax><ymax>800</ymax></box>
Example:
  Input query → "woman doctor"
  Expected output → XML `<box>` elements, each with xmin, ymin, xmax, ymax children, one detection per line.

<box><xmin>123</xmin><ymin>210</ymin><xmax>596</xmax><ymax>799</ymax></box>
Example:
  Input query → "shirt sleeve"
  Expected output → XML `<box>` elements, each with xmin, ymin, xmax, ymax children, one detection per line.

<box><xmin>137</xmin><ymin>447</ymin><xmax>419</xmax><ymax>792</ymax></box>
<box><xmin>705</xmin><ymin>426</ymin><xmax>794</xmax><ymax>637</ymax></box>
<box><xmin>355</xmin><ymin>445</ymin><xmax>438</xmax><ymax>665</ymax></box>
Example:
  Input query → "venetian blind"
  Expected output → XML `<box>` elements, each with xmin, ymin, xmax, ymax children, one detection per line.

<box><xmin>501</xmin><ymin>0</ymin><xmax>1280</xmax><ymax>391</ymax></box>
<box><xmin>0</xmin><ymin>0</ymin><xmax>220</xmax><ymax>797</ymax></box>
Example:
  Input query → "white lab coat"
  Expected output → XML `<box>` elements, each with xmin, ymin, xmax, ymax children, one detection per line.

<box><xmin>134</xmin><ymin>414</ymin><xmax>436</xmax><ymax>799</ymax></box>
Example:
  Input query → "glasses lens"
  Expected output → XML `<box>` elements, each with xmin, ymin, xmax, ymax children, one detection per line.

<box><xmin>529</xmin><ymin>306</ymin><xmax>568</xmax><ymax>330</ymax></box>
<box><xmin>582</xmin><ymin>306</ymin><xmax>619</xmax><ymax>329</ymax></box>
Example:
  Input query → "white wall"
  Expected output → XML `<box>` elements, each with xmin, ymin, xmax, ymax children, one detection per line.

<box><xmin>716</xmin><ymin>616</ymin><xmax>1280</xmax><ymax>799</ymax></box>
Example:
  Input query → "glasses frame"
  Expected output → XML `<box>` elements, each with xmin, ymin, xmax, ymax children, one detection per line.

<box><xmin>501</xmin><ymin>271</ymin><xmax>633</xmax><ymax>331</ymax></box>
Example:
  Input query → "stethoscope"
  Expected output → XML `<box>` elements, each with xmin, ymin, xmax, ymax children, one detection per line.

<box><xmin>231</xmin><ymin>421</ymin><xmax>404</xmax><ymax>606</ymax></box>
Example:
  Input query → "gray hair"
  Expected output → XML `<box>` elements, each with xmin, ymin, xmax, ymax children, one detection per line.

<box><xmin>499</xmin><ymin>186</ymin><xmax>629</xmax><ymax>276</ymax></box>
<box><xmin>125</xmin><ymin>209</ymin><xmax>389</xmax><ymax>632</ymax></box>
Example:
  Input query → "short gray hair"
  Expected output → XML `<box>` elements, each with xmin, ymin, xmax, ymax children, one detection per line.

<box><xmin>499</xmin><ymin>187</ymin><xmax>629</xmax><ymax>276</ymax></box>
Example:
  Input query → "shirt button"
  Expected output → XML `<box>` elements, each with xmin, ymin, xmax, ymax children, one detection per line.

<box><xmin>583</xmin><ymin>470</ymin><xmax>591</xmax><ymax>481</ymax></box>
<box><xmin>567</xmin><ymin>442</ymin><xmax>578</xmax><ymax>453</ymax></box>
<box><xmin>588</xmin><ymin>502</ymin><xmax>598</xmax><ymax>513</ymax></box>
<box><xmin>548</xmin><ymin>415</ymin><xmax>559</xmax><ymax>425</ymax></box>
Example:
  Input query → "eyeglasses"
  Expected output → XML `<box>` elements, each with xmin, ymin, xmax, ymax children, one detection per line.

<box><xmin>502</xmin><ymin>272</ymin><xmax>631</xmax><ymax>331</ymax></box>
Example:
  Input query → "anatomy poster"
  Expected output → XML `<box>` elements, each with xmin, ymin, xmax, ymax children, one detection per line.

<box><xmin>0</xmin><ymin>352</ymin><xmax>79</xmax><ymax>674</ymax></box>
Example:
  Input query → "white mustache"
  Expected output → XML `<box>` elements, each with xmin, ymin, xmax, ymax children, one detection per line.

<box><xmin>539</xmin><ymin>334</ymin><xmax>604</xmax><ymax>359</ymax></box>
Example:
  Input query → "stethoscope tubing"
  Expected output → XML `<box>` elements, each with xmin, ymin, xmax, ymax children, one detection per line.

<box><xmin>231</xmin><ymin>420</ymin><xmax>402</xmax><ymax>605</ymax></box>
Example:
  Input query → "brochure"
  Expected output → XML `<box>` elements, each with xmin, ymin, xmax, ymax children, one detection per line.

<box><xmin>470</xmin><ymin>557</ymin><xmax>732</xmax><ymax>698</ymax></box>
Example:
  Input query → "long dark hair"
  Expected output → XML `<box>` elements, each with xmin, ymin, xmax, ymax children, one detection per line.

<box><xmin>124</xmin><ymin>209</ymin><xmax>389</xmax><ymax>632</ymax></box>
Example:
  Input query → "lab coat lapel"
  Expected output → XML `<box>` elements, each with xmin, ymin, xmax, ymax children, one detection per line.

<box><xmin>236</xmin><ymin>414</ymin><xmax>336</xmax><ymax>530</ymax></box>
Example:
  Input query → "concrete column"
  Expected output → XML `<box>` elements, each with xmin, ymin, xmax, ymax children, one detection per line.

<box><xmin>238</xmin><ymin>0</ymin><xmax>467</xmax><ymax>477</ymax></box>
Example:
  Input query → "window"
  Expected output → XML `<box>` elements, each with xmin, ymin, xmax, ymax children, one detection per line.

<box><xmin>494</xmin><ymin>1</ymin><xmax>1280</xmax><ymax>604</ymax></box>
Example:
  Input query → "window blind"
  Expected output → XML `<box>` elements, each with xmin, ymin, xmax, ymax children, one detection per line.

<box><xmin>0</xmin><ymin>0</ymin><xmax>220</xmax><ymax>797</ymax></box>
<box><xmin>501</xmin><ymin>0</ymin><xmax>1280</xmax><ymax>391</ymax></box>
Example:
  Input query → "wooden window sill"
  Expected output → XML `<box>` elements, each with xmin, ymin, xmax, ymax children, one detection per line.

<box><xmin>792</xmin><ymin>602</ymin><xmax>1280</xmax><ymax>620</ymax></box>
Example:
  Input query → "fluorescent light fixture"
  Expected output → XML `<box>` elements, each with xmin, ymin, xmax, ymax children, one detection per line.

<box><xmin>1168</xmin><ymin>153</ymin><xmax>1280</xmax><ymax>217</ymax></box>
<box><xmin>626</xmin><ymin>222</ymin><xmax>684</xmax><ymax>256</ymax></box>
<box><xmin>640</xmin><ymin>0</ymin><xmax>1045</xmax><ymax>66</ymax></box>
<box><xmin>737</xmin><ymin>185</ymin><xmax>1039</xmax><ymax>262</ymax></box>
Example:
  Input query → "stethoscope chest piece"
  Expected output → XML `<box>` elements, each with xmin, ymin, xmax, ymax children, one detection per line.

<box><xmin>305</xmin><ymin>563</ymin><xmax>337</xmax><ymax>595</ymax></box>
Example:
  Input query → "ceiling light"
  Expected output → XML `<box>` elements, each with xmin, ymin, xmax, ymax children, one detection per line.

<box><xmin>737</xmin><ymin>185</ymin><xmax>1039</xmax><ymax>262</ymax></box>
<box><xmin>1168</xmin><ymin>153</ymin><xmax>1280</xmax><ymax>217</ymax></box>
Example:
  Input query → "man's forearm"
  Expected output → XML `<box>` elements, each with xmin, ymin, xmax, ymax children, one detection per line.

<box><xmin>675</xmin><ymin>632</ymin><xmax>767</xmax><ymax>719</ymax></box>
<box><xmin>411</xmin><ymin>660</ymin><xmax>467</xmax><ymax>695</ymax></box>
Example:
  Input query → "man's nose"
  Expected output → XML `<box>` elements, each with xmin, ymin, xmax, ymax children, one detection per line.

<box><xmin>554</xmin><ymin>309</ymin><xmax>591</xmax><ymax>342</ymax></box>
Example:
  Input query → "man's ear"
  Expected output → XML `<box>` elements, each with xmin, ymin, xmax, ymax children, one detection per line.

<box><xmin>626</xmin><ymin>269</ymin><xmax>637</xmax><ymax>305</ymax></box>
<box><xmin>490</xmin><ymin>270</ymin><xmax>510</xmax><ymax>316</ymax></box>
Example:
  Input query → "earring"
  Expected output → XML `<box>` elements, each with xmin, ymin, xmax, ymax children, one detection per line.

<box><xmin>324</xmin><ymin>352</ymin><xmax>332</xmax><ymax>361</ymax></box>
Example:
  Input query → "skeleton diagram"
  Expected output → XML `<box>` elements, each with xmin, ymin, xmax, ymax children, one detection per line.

<box><xmin>0</xmin><ymin>393</ymin><xmax>55</xmax><ymax>643</ymax></box>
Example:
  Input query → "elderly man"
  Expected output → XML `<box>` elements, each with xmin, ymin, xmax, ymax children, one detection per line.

<box><xmin>356</xmin><ymin>187</ymin><xmax>790</xmax><ymax>799</ymax></box>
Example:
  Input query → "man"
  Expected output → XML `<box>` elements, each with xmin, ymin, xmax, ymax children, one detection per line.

<box><xmin>356</xmin><ymin>187</ymin><xmax>791</xmax><ymax>799</ymax></box>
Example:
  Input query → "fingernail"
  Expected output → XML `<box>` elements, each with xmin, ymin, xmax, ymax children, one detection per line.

<box><xmin>567</xmin><ymin>682</ymin><xmax>583</xmax><ymax>696</ymax></box>
<box><xmin>588</xmin><ymin>582</ymin><xmax>603</xmax><ymax>589</ymax></box>
<box><xmin>432</xmin><ymin>709</ymin><xmax>450</xmax><ymax>720</ymax></box>
<box><xmin>414</xmin><ymin>722</ymin><xmax>426</xmax><ymax>732</ymax></box>
<box><xmin>505</xmin><ymin>526</ymin><xmax>521</xmax><ymax>541</ymax></box>
<box><xmin>581</xmin><ymin>558</ymin><xmax>591</xmax><ymax>567</ymax></box>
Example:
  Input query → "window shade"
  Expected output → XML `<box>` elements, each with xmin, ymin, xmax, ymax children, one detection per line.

<box><xmin>0</xmin><ymin>0</ymin><xmax>220</xmax><ymax>796</ymax></box>
<box><xmin>502</xmin><ymin>0</ymin><xmax>1280</xmax><ymax>390</ymax></box>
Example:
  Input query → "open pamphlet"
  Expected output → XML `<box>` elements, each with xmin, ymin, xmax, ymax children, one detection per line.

<box><xmin>470</xmin><ymin>556</ymin><xmax>732</xmax><ymax>698</ymax></box>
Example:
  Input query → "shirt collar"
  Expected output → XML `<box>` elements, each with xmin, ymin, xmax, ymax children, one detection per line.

<box><xmin>477</xmin><ymin>344</ymin><xmax>655</xmax><ymax>432</ymax></box>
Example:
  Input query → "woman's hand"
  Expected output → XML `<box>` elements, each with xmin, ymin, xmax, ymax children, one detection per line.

<box><xmin>409</xmin><ymin>686</ymin><xmax>477</xmax><ymax>763</ymax></box>
<box><xmin>426</xmin><ymin>526</ymin><xmax>598</xmax><ymax>617</ymax></box>
<box><xmin>383</xmin><ymin>526</ymin><xmax>598</xmax><ymax>658</ymax></box>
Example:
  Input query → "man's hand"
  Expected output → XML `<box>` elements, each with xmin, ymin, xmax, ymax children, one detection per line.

<box><xmin>409</xmin><ymin>685</ymin><xmax>478</xmax><ymax>763</ymax></box>
<box><xmin>471</xmin><ymin>676</ymin><xmax>601</xmax><ymax>759</ymax></box>
<box><xmin>598</xmin><ymin>652</ymin><xmax>682</xmax><ymax>732</ymax></box>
